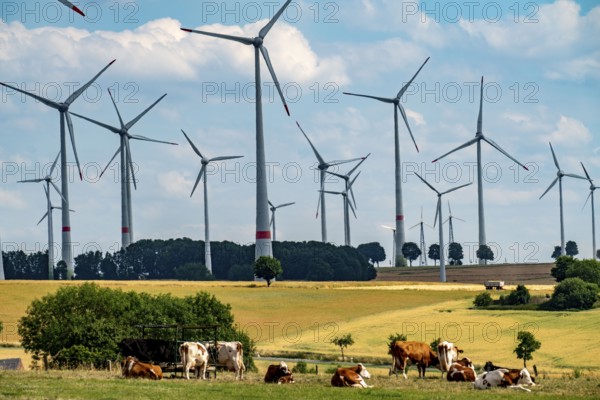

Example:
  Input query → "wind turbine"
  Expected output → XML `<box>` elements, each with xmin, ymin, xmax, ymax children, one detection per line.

<box><xmin>539</xmin><ymin>143</ymin><xmax>586</xmax><ymax>256</ymax></box>
<box><xmin>581</xmin><ymin>163</ymin><xmax>599</xmax><ymax>259</ymax></box>
<box><xmin>269</xmin><ymin>201</ymin><xmax>295</xmax><ymax>242</ymax></box>
<box><xmin>414</xmin><ymin>173</ymin><xmax>471</xmax><ymax>282</ymax></box>
<box><xmin>17</xmin><ymin>152</ymin><xmax>64</xmax><ymax>279</ymax></box>
<box><xmin>181</xmin><ymin>129</ymin><xmax>243</xmax><ymax>274</ymax></box>
<box><xmin>57</xmin><ymin>0</ymin><xmax>85</xmax><ymax>16</ymax></box>
<box><xmin>181</xmin><ymin>0</ymin><xmax>293</xmax><ymax>261</ymax></box>
<box><xmin>409</xmin><ymin>207</ymin><xmax>432</xmax><ymax>266</ymax></box>
<box><xmin>432</xmin><ymin>77</ymin><xmax>529</xmax><ymax>264</ymax></box>
<box><xmin>326</xmin><ymin>153</ymin><xmax>371</xmax><ymax>209</ymax></box>
<box><xmin>321</xmin><ymin>172</ymin><xmax>360</xmax><ymax>246</ymax></box>
<box><xmin>71</xmin><ymin>90</ymin><xmax>175</xmax><ymax>250</ymax></box>
<box><xmin>344</xmin><ymin>57</ymin><xmax>429</xmax><ymax>266</ymax></box>
<box><xmin>444</xmin><ymin>201</ymin><xmax>465</xmax><ymax>244</ymax></box>
<box><xmin>297</xmin><ymin>121</ymin><xmax>365</xmax><ymax>243</ymax></box>
<box><xmin>381</xmin><ymin>225</ymin><xmax>396</xmax><ymax>266</ymax></box>
<box><xmin>1</xmin><ymin>59</ymin><xmax>115</xmax><ymax>279</ymax></box>
<box><xmin>0</xmin><ymin>232</ymin><xmax>5</xmax><ymax>280</ymax></box>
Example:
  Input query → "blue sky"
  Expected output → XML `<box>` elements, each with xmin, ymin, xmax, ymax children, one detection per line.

<box><xmin>1</xmin><ymin>0</ymin><xmax>599</xmax><ymax>266</ymax></box>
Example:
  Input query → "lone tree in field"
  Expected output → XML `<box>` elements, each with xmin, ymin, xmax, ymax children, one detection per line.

<box><xmin>428</xmin><ymin>244</ymin><xmax>440</xmax><ymax>266</ymax></box>
<box><xmin>476</xmin><ymin>244</ymin><xmax>494</xmax><ymax>263</ymax></box>
<box><xmin>514</xmin><ymin>331</ymin><xmax>541</xmax><ymax>368</ymax></box>
<box><xmin>448</xmin><ymin>242</ymin><xmax>464</xmax><ymax>265</ymax></box>
<box><xmin>357</xmin><ymin>242</ymin><xmax>386</xmax><ymax>267</ymax></box>
<box><xmin>331</xmin><ymin>333</ymin><xmax>354</xmax><ymax>362</ymax></box>
<box><xmin>253</xmin><ymin>256</ymin><xmax>283</xmax><ymax>287</ymax></box>
<box><xmin>402</xmin><ymin>242</ymin><xmax>421</xmax><ymax>267</ymax></box>
<box><xmin>566</xmin><ymin>240</ymin><xmax>579</xmax><ymax>257</ymax></box>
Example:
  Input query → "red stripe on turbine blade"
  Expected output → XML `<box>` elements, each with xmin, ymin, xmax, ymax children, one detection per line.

<box><xmin>72</xmin><ymin>6</ymin><xmax>85</xmax><ymax>16</ymax></box>
<box><xmin>432</xmin><ymin>159</ymin><xmax>438</xmax><ymax>163</ymax></box>
<box><xmin>396</xmin><ymin>215</ymin><xmax>404</xmax><ymax>221</ymax></box>
<box><xmin>109</xmin><ymin>59</ymin><xmax>116</xmax><ymax>65</ymax></box>
<box><xmin>181</xmin><ymin>28</ymin><xmax>193</xmax><ymax>32</ymax></box>
<box><xmin>284</xmin><ymin>104</ymin><xmax>290</xmax><ymax>116</ymax></box>
<box><xmin>62</xmin><ymin>226</ymin><xmax>71</xmax><ymax>232</ymax></box>
<box><xmin>122</xmin><ymin>227</ymin><xmax>130</xmax><ymax>233</ymax></box>
<box><xmin>523</xmin><ymin>165</ymin><xmax>529</xmax><ymax>171</ymax></box>
<box><xmin>256</xmin><ymin>231</ymin><xmax>272</xmax><ymax>239</ymax></box>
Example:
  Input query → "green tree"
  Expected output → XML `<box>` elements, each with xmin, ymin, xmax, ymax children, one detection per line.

<box><xmin>74</xmin><ymin>251</ymin><xmax>103</xmax><ymax>280</ymax></box>
<box><xmin>546</xmin><ymin>278</ymin><xmax>599</xmax><ymax>310</ymax></box>
<box><xmin>476</xmin><ymin>245</ymin><xmax>494</xmax><ymax>262</ymax></box>
<box><xmin>503</xmin><ymin>284</ymin><xmax>531</xmax><ymax>305</ymax></box>
<box><xmin>514</xmin><ymin>331</ymin><xmax>541</xmax><ymax>368</ymax></box>
<box><xmin>551</xmin><ymin>246</ymin><xmax>562</xmax><ymax>259</ymax></box>
<box><xmin>596</xmin><ymin>249</ymin><xmax>600</xmax><ymax>259</ymax></box>
<box><xmin>331</xmin><ymin>333</ymin><xmax>354</xmax><ymax>362</ymax></box>
<box><xmin>254</xmin><ymin>256</ymin><xmax>283</xmax><ymax>287</ymax></box>
<box><xmin>54</xmin><ymin>261</ymin><xmax>68</xmax><ymax>280</ymax></box>
<box><xmin>551</xmin><ymin>255</ymin><xmax>575</xmax><ymax>282</ymax></box>
<box><xmin>174</xmin><ymin>262</ymin><xmax>213</xmax><ymax>281</ymax></box>
<box><xmin>565</xmin><ymin>259</ymin><xmax>600</xmax><ymax>285</ymax></box>
<box><xmin>356</xmin><ymin>242</ymin><xmax>386</xmax><ymax>267</ymax></box>
<box><xmin>428</xmin><ymin>244</ymin><xmax>440</xmax><ymax>266</ymax></box>
<box><xmin>566</xmin><ymin>241</ymin><xmax>579</xmax><ymax>257</ymax></box>
<box><xmin>474</xmin><ymin>292</ymin><xmax>493</xmax><ymax>307</ymax></box>
<box><xmin>402</xmin><ymin>242</ymin><xmax>421</xmax><ymax>267</ymax></box>
<box><xmin>448</xmin><ymin>242</ymin><xmax>464</xmax><ymax>265</ymax></box>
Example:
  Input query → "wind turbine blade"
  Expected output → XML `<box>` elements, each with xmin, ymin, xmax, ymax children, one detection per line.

<box><xmin>65</xmin><ymin>112</ymin><xmax>83</xmax><ymax>180</ymax></box>
<box><xmin>50</xmin><ymin>181</ymin><xmax>67</xmax><ymax>204</ymax></box>
<box><xmin>124</xmin><ymin>139</ymin><xmax>137</xmax><ymax>190</ymax></box>
<box><xmin>414</xmin><ymin>172</ymin><xmax>439</xmax><ymax>195</ymax></box>
<box><xmin>315</xmin><ymin>189</ymin><xmax>321</xmax><ymax>219</ymax></box>
<box><xmin>409</xmin><ymin>222</ymin><xmax>420</xmax><ymax>229</ymax></box>
<box><xmin>349</xmin><ymin>186</ymin><xmax>358</xmax><ymax>210</ymax></box>
<box><xmin>181</xmin><ymin>129</ymin><xmax>204</xmax><ymax>158</ymax></box>
<box><xmin>321</xmin><ymin>190</ymin><xmax>342</xmax><ymax>195</ymax></box>
<box><xmin>477</xmin><ymin>76</ymin><xmax>484</xmax><ymax>134</ymax></box>
<box><xmin>381</xmin><ymin>225</ymin><xmax>395</xmax><ymax>230</ymax></box>
<box><xmin>564</xmin><ymin>173</ymin><xmax>587</xmax><ymax>180</ymax></box>
<box><xmin>447</xmin><ymin>200</ymin><xmax>452</xmax><ymax>215</ymax></box>
<box><xmin>125</xmin><ymin>94</ymin><xmax>167</xmax><ymax>130</ymax></box>
<box><xmin>349</xmin><ymin>199</ymin><xmax>357</xmax><ymax>219</ymax></box>
<box><xmin>539</xmin><ymin>177</ymin><xmax>559</xmax><ymax>199</ymax></box>
<box><xmin>48</xmin><ymin>151</ymin><xmax>61</xmax><ymax>177</ymax></box>
<box><xmin>69</xmin><ymin>111</ymin><xmax>121</xmax><ymax>134</ymax></box>
<box><xmin>441</xmin><ymin>182</ymin><xmax>472</xmax><ymax>195</ymax></box>
<box><xmin>348</xmin><ymin>171</ymin><xmax>361</xmax><ymax>190</ymax></box>
<box><xmin>342</xmin><ymin>92</ymin><xmax>394</xmax><ymax>103</ymax></box>
<box><xmin>37</xmin><ymin>212</ymin><xmax>49</xmax><ymax>226</ymax></box>
<box><xmin>454</xmin><ymin>217</ymin><xmax>466</xmax><ymax>223</ymax></box>
<box><xmin>259</xmin><ymin>45</ymin><xmax>289</xmax><ymax>116</ymax></box>
<box><xmin>398</xmin><ymin>104</ymin><xmax>419</xmax><ymax>152</ymax></box>
<box><xmin>277</xmin><ymin>202</ymin><xmax>295</xmax><ymax>209</ymax></box>
<box><xmin>583</xmin><ymin>191</ymin><xmax>592</xmax><ymax>210</ymax></box>
<box><xmin>268</xmin><ymin>200</ymin><xmax>274</xmax><ymax>208</ymax></box>
<box><xmin>270</xmin><ymin>214</ymin><xmax>274</xmax><ymax>227</ymax></box>
<box><xmin>549</xmin><ymin>142</ymin><xmax>560</xmax><ymax>170</ymax></box>
<box><xmin>107</xmin><ymin>89</ymin><xmax>126</xmax><ymax>129</ymax></box>
<box><xmin>191</xmin><ymin>165</ymin><xmax>206</xmax><ymax>197</ymax></box>
<box><xmin>581</xmin><ymin>162</ymin><xmax>593</xmax><ymax>183</ymax></box>
<box><xmin>0</xmin><ymin>82</ymin><xmax>58</xmax><ymax>109</ymax></box>
<box><xmin>347</xmin><ymin>153</ymin><xmax>370</xmax><ymax>176</ymax></box>
<box><xmin>259</xmin><ymin>0</ymin><xmax>292</xmax><ymax>38</ymax></box>
<box><xmin>17</xmin><ymin>178</ymin><xmax>44</xmax><ymax>183</ymax></box>
<box><xmin>482</xmin><ymin>136</ymin><xmax>529</xmax><ymax>170</ymax></box>
<box><xmin>57</xmin><ymin>0</ymin><xmax>85</xmax><ymax>16</ymax></box>
<box><xmin>325</xmin><ymin>170</ymin><xmax>345</xmax><ymax>180</ymax></box>
<box><xmin>434</xmin><ymin>198</ymin><xmax>440</xmax><ymax>227</ymax></box>
<box><xmin>396</xmin><ymin>57</ymin><xmax>430</xmax><ymax>99</ymax></box>
<box><xmin>209</xmin><ymin>155</ymin><xmax>244</xmax><ymax>162</ymax></box>
<box><xmin>129</xmin><ymin>134</ymin><xmax>178</xmax><ymax>146</ymax></box>
<box><xmin>180</xmin><ymin>28</ymin><xmax>254</xmax><ymax>45</ymax></box>
<box><xmin>432</xmin><ymin>138</ymin><xmax>478</xmax><ymax>163</ymax></box>
<box><xmin>100</xmin><ymin>147</ymin><xmax>121</xmax><ymax>178</ymax></box>
<box><xmin>443</xmin><ymin>217</ymin><xmax>450</xmax><ymax>225</ymax></box>
<box><xmin>328</xmin><ymin>157</ymin><xmax>365</xmax><ymax>167</ymax></box>
<box><xmin>43</xmin><ymin>184</ymin><xmax>49</xmax><ymax>199</ymax></box>
<box><xmin>296</xmin><ymin>121</ymin><xmax>326</xmax><ymax>165</ymax></box>
<box><xmin>65</xmin><ymin>59</ymin><xmax>116</xmax><ymax>105</ymax></box>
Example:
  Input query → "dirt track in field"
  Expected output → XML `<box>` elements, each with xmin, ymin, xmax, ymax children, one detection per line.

<box><xmin>375</xmin><ymin>263</ymin><xmax>555</xmax><ymax>285</ymax></box>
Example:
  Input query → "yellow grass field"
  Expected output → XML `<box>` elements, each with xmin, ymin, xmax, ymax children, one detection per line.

<box><xmin>1</xmin><ymin>280</ymin><xmax>598</xmax><ymax>377</ymax></box>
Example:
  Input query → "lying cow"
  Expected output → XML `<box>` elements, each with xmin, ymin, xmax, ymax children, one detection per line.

<box><xmin>474</xmin><ymin>368</ymin><xmax>536</xmax><ymax>392</ymax></box>
<box><xmin>484</xmin><ymin>361</ymin><xmax>536</xmax><ymax>384</ymax></box>
<box><xmin>121</xmin><ymin>356</ymin><xmax>163</xmax><ymax>380</ymax></box>
<box><xmin>205</xmin><ymin>341</ymin><xmax>245</xmax><ymax>380</ymax></box>
<box><xmin>437</xmin><ymin>340</ymin><xmax>464</xmax><ymax>375</ymax></box>
<box><xmin>331</xmin><ymin>363</ymin><xmax>372</xmax><ymax>388</ymax></box>
<box><xmin>446</xmin><ymin>358</ymin><xmax>475</xmax><ymax>382</ymax></box>
<box><xmin>264</xmin><ymin>362</ymin><xmax>294</xmax><ymax>384</ymax></box>
<box><xmin>389</xmin><ymin>341</ymin><xmax>439</xmax><ymax>379</ymax></box>
<box><xmin>180</xmin><ymin>341</ymin><xmax>209</xmax><ymax>380</ymax></box>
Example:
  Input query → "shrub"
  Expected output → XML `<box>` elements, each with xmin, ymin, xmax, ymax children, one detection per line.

<box><xmin>565</xmin><ymin>259</ymin><xmax>600</xmax><ymax>286</ymax></box>
<box><xmin>292</xmin><ymin>361</ymin><xmax>308</xmax><ymax>374</ymax></box>
<box><xmin>474</xmin><ymin>292</ymin><xmax>493</xmax><ymax>307</ymax></box>
<box><xmin>503</xmin><ymin>284</ymin><xmax>531</xmax><ymax>305</ymax></box>
<box><xmin>551</xmin><ymin>256</ymin><xmax>575</xmax><ymax>282</ymax></box>
<box><xmin>546</xmin><ymin>278</ymin><xmax>599</xmax><ymax>310</ymax></box>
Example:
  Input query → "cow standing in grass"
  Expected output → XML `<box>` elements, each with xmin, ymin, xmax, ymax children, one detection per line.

<box><xmin>389</xmin><ymin>341</ymin><xmax>439</xmax><ymax>379</ymax></box>
<box><xmin>179</xmin><ymin>342</ymin><xmax>209</xmax><ymax>380</ymax></box>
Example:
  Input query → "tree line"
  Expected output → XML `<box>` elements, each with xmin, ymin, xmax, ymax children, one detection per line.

<box><xmin>1</xmin><ymin>238</ymin><xmax>378</xmax><ymax>281</ymax></box>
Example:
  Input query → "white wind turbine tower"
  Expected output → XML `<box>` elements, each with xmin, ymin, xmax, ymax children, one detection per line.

<box><xmin>444</xmin><ymin>201</ymin><xmax>465</xmax><ymax>244</ymax></box>
<box><xmin>1</xmin><ymin>59</ymin><xmax>115</xmax><ymax>279</ymax></box>
<box><xmin>181</xmin><ymin>129</ymin><xmax>243</xmax><ymax>274</ymax></box>
<box><xmin>71</xmin><ymin>90</ymin><xmax>176</xmax><ymax>250</ymax></box>
<box><xmin>57</xmin><ymin>0</ymin><xmax>85</xmax><ymax>16</ymax></box>
<box><xmin>182</xmin><ymin>0</ymin><xmax>294</xmax><ymax>261</ymax></box>
<box><xmin>0</xmin><ymin>231</ymin><xmax>5</xmax><ymax>280</ymax></box>
<box><xmin>414</xmin><ymin>173</ymin><xmax>471</xmax><ymax>282</ymax></box>
<box><xmin>381</xmin><ymin>225</ymin><xmax>396</xmax><ymax>266</ymax></box>
<box><xmin>297</xmin><ymin>121</ymin><xmax>365</xmax><ymax>243</ymax></box>
<box><xmin>432</xmin><ymin>77</ymin><xmax>529</xmax><ymax>265</ymax></box>
<box><xmin>321</xmin><ymin>172</ymin><xmax>360</xmax><ymax>246</ymax></box>
<box><xmin>581</xmin><ymin>163</ymin><xmax>599</xmax><ymax>259</ymax></box>
<box><xmin>539</xmin><ymin>143</ymin><xmax>586</xmax><ymax>256</ymax></box>
<box><xmin>344</xmin><ymin>57</ymin><xmax>429</xmax><ymax>266</ymax></box>
<box><xmin>409</xmin><ymin>207</ymin><xmax>432</xmax><ymax>266</ymax></box>
<box><xmin>269</xmin><ymin>201</ymin><xmax>295</xmax><ymax>242</ymax></box>
<box><xmin>17</xmin><ymin>152</ymin><xmax>63</xmax><ymax>279</ymax></box>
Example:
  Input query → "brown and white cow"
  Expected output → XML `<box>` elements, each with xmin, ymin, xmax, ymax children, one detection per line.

<box><xmin>179</xmin><ymin>341</ymin><xmax>209</xmax><ymax>380</ymax></box>
<box><xmin>474</xmin><ymin>368</ymin><xmax>535</xmax><ymax>392</ymax></box>
<box><xmin>205</xmin><ymin>341</ymin><xmax>245</xmax><ymax>380</ymax></box>
<box><xmin>389</xmin><ymin>341</ymin><xmax>439</xmax><ymax>379</ymax></box>
<box><xmin>121</xmin><ymin>356</ymin><xmax>163</xmax><ymax>380</ymax></box>
<box><xmin>437</xmin><ymin>340</ymin><xmax>464</xmax><ymax>374</ymax></box>
<box><xmin>484</xmin><ymin>361</ymin><xmax>537</xmax><ymax>384</ymax></box>
<box><xmin>331</xmin><ymin>363</ymin><xmax>372</xmax><ymax>388</ymax></box>
<box><xmin>264</xmin><ymin>361</ymin><xmax>294</xmax><ymax>384</ymax></box>
<box><xmin>446</xmin><ymin>358</ymin><xmax>475</xmax><ymax>382</ymax></box>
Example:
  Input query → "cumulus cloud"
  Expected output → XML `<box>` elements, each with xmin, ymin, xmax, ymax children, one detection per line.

<box><xmin>544</xmin><ymin>115</ymin><xmax>592</xmax><ymax>146</ymax></box>
<box><xmin>0</xmin><ymin>189</ymin><xmax>26</xmax><ymax>209</ymax></box>
<box><xmin>157</xmin><ymin>170</ymin><xmax>194</xmax><ymax>197</ymax></box>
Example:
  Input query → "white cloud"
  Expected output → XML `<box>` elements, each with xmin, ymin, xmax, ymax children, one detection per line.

<box><xmin>544</xmin><ymin>115</ymin><xmax>592</xmax><ymax>146</ymax></box>
<box><xmin>0</xmin><ymin>189</ymin><xmax>26</xmax><ymax>209</ymax></box>
<box><xmin>157</xmin><ymin>170</ymin><xmax>194</xmax><ymax>197</ymax></box>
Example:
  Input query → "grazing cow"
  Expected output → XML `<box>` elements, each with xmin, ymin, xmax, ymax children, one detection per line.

<box><xmin>179</xmin><ymin>341</ymin><xmax>209</xmax><ymax>380</ymax></box>
<box><xmin>474</xmin><ymin>368</ymin><xmax>535</xmax><ymax>392</ymax></box>
<box><xmin>205</xmin><ymin>341</ymin><xmax>245</xmax><ymax>380</ymax></box>
<box><xmin>264</xmin><ymin>362</ymin><xmax>294</xmax><ymax>384</ymax></box>
<box><xmin>389</xmin><ymin>341</ymin><xmax>439</xmax><ymax>379</ymax></box>
<box><xmin>446</xmin><ymin>358</ymin><xmax>475</xmax><ymax>382</ymax></box>
<box><xmin>331</xmin><ymin>364</ymin><xmax>372</xmax><ymax>388</ymax></box>
<box><xmin>121</xmin><ymin>356</ymin><xmax>163</xmax><ymax>380</ymax></box>
<box><xmin>437</xmin><ymin>340</ymin><xmax>464</xmax><ymax>374</ymax></box>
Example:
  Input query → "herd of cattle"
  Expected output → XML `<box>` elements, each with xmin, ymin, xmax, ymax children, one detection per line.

<box><xmin>120</xmin><ymin>339</ymin><xmax>537</xmax><ymax>392</ymax></box>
